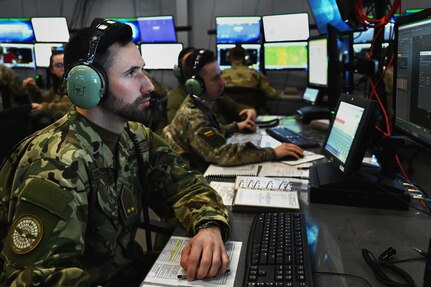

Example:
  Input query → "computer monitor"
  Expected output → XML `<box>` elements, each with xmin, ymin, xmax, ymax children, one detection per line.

<box><xmin>108</xmin><ymin>17</ymin><xmax>140</xmax><ymax>43</ymax></box>
<box><xmin>216</xmin><ymin>43</ymin><xmax>261</xmax><ymax>71</ymax></box>
<box><xmin>263</xmin><ymin>41</ymin><xmax>307</xmax><ymax>70</ymax></box>
<box><xmin>216</xmin><ymin>16</ymin><xmax>261</xmax><ymax>44</ymax></box>
<box><xmin>0</xmin><ymin>43</ymin><xmax>35</xmax><ymax>69</ymax></box>
<box><xmin>353</xmin><ymin>23</ymin><xmax>395</xmax><ymax>44</ymax></box>
<box><xmin>140</xmin><ymin>43</ymin><xmax>183</xmax><ymax>70</ymax></box>
<box><xmin>0</xmin><ymin>18</ymin><xmax>34</xmax><ymax>43</ymax></box>
<box><xmin>393</xmin><ymin>8</ymin><xmax>431</xmax><ymax>149</ymax></box>
<box><xmin>262</xmin><ymin>13</ymin><xmax>309</xmax><ymax>42</ymax></box>
<box><xmin>34</xmin><ymin>43</ymin><xmax>64</xmax><ymax>68</ymax></box>
<box><xmin>307</xmin><ymin>36</ymin><xmax>328</xmax><ymax>87</ymax></box>
<box><xmin>322</xmin><ymin>95</ymin><xmax>377</xmax><ymax>175</ymax></box>
<box><xmin>307</xmin><ymin>0</ymin><xmax>352</xmax><ymax>34</ymax></box>
<box><xmin>137</xmin><ymin>15</ymin><xmax>177</xmax><ymax>43</ymax></box>
<box><xmin>31</xmin><ymin>17</ymin><xmax>70</xmax><ymax>43</ymax></box>
<box><xmin>302</xmin><ymin>87</ymin><xmax>321</xmax><ymax>105</ymax></box>
<box><xmin>327</xmin><ymin>24</ymin><xmax>354</xmax><ymax>110</ymax></box>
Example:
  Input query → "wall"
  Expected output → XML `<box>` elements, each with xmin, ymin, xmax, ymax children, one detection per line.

<box><xmin>1</xmin><ymin>0</ymin><xmax>430</xmax><ymax>89</ymax></box>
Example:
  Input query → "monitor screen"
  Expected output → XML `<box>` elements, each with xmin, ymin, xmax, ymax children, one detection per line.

<box><xmin>308</xmin><ymin>37</ymin><xmax>328</xmax><ymax>87</ymax></box>
<box><xmin>140</xmin><ymin>43</ymin><xmax>183</xmax><ymax>70</ymax></box>
<box><xmin>137</xmin><ymin>15</ymin><xmax>177</xmax><ymax>43</ymax></box>
<box><xmin>327</xmin><ymin>24</ymin><xmax>353</xmax><ymax>110</ymax></box>
<box><xmin>322</xmin><ymin>95</ymin><xmax>377</xmax><ymax>174</ymax></box>
<box><xmin>262</xmin><ymin>13</ymin><xmax>309</xmax><ymax>42</ymax></box>
<box><xmin>353</xmin><ymin>23</ymin><xmax>395</xmax><ymax>43</ymax></box>
<box><xmin>264</xmin><ymin>41</ymin><xmax>308</xmax><ymax>70</ymax></box>
<box><xmin>307</xmin><ymin>0</ymin><xmax>352</xmax><ymax>34</ymax></box>
<box><xmin>302</xmin><ymin>87</ymin><xmax>320</xmax><ymax>104</ymax></box>
<box><xmin>0</xmin><ymin>18</ymin><xmax>34</xmax><ymax>43</ymax></box>
<box><xmin>216</xmin><ymin>16</ymin><xmax>261</xmax><ymax>43</ymax></box>
<box><xmin>31</xmin><ymin>17</ymin><xmax>69</xmax><ymax>43</ymax></box>
<box><xmin>216</xmin><ymin>43</ymin><xmax>261</xmax><ymax>71</ymax></box>
<box><xmin>393</xmin><ymin>9</ymin><xmax>431</xmax><ymax>149</ymax></box>
<box><xmin>108</xmin><ymin>17</ymin><xmax>140</xmax><ymax>43</ymax></box>
<box><xmin>34</xmin><ymin>43</ymin><xmax>64</xmax><ymax>68</ymax></box>
<box><xmin>0</xmin><ymin>43</ymin><xmax>35</xmax><ymax>69</ymax></box>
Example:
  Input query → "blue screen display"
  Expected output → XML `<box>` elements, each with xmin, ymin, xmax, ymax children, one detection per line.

<box><xmin>216</xmin><ymin>16</ymin><xmax>261</xmax><ymax>43</ymax></box>
<box><xmin>137</xmin><ymin>16</ymin><xmax>177</xmax><ymax>43</ymax></box>
<box><xmin>307</xmin><ymin>0</ymin><xmax>351</xmax><ymax>34</ymax></box>
<box><xmin>0</xmin><ymin>18</ymin><xmax>34</xmax><ymax>43</ymax></box>
<box><xmin>109</xmin><ymin>18</ymin><xmax>140</xmax><ymax>43</ymax></box>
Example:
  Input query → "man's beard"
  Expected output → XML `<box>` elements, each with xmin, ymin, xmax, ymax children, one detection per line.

<box><xmin>100</xmin><ymin>92</ymin><xmax>151</xmax><ymax>123</ymax></box>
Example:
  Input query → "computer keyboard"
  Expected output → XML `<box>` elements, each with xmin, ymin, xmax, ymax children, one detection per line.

<box><xmin>243</xmin><ymin>212</ymin><xmax>313</xmax><ymax>287</ymax></box>
<box><xmin>266</xmin><ymin>127</ymin><xmax>320</xmax><ymax>148</ymax></box>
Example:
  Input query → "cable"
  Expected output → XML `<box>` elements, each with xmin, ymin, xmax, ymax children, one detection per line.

<box><xmin>313</xmin><ymin>271</ymin><xmax>373</xmax><ymax>287</ymax></box>
<box><xmin>362</xmin><ymin>249</ymin><xmax>415</xmax><ymax>287</ymax></box>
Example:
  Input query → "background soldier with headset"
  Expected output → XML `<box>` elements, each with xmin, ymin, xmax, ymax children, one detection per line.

<box><xmin>0</xmin><ymin>19</ymin><xmax>230</xmax><ymax>286</ymax></box>
<box><xmin>167</xmin><ymin>46</ymin><xmax>257</xmax><ymax>124</ymax></box>
<box><xmin>163</xmin><ymin>49</ymin><xmax>303</xmax><ymax>173</ymax></box>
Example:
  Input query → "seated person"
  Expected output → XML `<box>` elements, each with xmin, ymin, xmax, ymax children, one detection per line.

<box><xmin>0</xmin><ymin>19</ymin><xmax>230</xmax><ymax>286</ymax></box>
<box><xmin>222</xmin><ymin>45</ymin><xmax>279</xmax><ymax>112</ymax></box>
<box><xmin>163</xmin><ymin>49</ymin><xmax>303</xmax><ymax>173</ymax></box>
<box><xmin>167</xmin><ymin>46</ymin><xmax>256</xmax><ymax>125</ymax></box>
<box><xmin>22</xmin><ymin>50</ymin><xmax>72</xmax><ymax>127</ymax></box>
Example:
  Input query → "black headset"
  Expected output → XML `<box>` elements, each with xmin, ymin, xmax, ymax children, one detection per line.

<box><xmin>64</xmin><ymin>20</ymin><xmax>116</xmax><ymax>109</ymax></box>
<box><xmin>184</xmin><ymin>49</ymin><xmax>206</xmax><ymax>96</ymax></box>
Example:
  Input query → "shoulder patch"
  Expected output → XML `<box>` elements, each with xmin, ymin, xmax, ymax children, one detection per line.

<box><xmin>198</xmin><ymin>127</ymin><xmax>225</xmax><ymax>147</ymax></box>
<box><xmin>10</xmin><ymin>215</ymin><xmax>43</xmax><ymax>254</ymax></box>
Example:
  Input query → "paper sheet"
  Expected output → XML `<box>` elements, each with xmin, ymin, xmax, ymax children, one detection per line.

<box><xmin>209</xmin><ymin>181</ymin><xmax>236</xmax><ymax>206</ymax></box>
<box><xmin>233</xmin><ymin>188</ymin><xmax>300</xmax><ymax>210</ymax></box>
<box><xmin>258</xmin><ymin>162</ymin><xmax>309</xmax><ymax>178</ymax></box>
<box><xmin>141</xmin><ymin>236</ymin><xmax>242</xmax><ymax>287</ymax></box>
<box><xmin>281</xmin><ymin>150</ymin><xmax>325</xmax><ymax>166</ymax></box>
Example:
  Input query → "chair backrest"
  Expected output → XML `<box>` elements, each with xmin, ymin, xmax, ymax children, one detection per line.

<box><xmin>0</xmin><ymin>104</ymin><xmax>32</xmax><ymax>162</ymax></box>
<box><xmin>223</xmin><ymin>86</ymin><xmax>268</xmax><ymax>114</ymax></box>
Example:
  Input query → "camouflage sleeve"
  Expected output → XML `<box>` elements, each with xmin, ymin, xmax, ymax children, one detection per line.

<box><xmin>258</xmin><ymin>73</ymin><xmax>279</xmax><ymax>99</ymax></box>
<box><xmin>166</xmin><ymin>86</ymin><xmax>187</xmax><ymax>123</ymax></box>
<box><xmin>186</xmin><ymin>113</ymin><xmax>275</xmax><ymax>166</ymax></box>
<box><xmin>140</xmin><ymin>128</ymin><xmax>230</xmax><ymax>239</ymax></box>
<box><xmin>1</xmin><ymin>158</ymin><xmax>91</xmax><ymax>286</ymax></box>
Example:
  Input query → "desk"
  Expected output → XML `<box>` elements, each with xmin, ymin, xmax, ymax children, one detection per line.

<box><xmin>149</xmin><ymin>116</ymin><xmax>431</xmax><ymax>287</ymax></box>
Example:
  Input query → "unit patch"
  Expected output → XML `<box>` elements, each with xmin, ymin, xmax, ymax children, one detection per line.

<box><xmin>198</xmin><ymin>128</ymin><xmax>225</xmax><ymax>147</ymax></box>
<box><xmin>10</xmin><ymin>215</ymin><xmax>43</xmax><ymax>254</ymax></box>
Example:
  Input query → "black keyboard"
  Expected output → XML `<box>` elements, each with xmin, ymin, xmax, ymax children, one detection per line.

<box><xmin>266</xmin><ymin>127</ymin><xmax>319</xmax><ymax>148</ymax></box>
<box><xmin>243</xmin><ymin>212</ymin><xmax>313</xmax><ymax>287</ymax></box>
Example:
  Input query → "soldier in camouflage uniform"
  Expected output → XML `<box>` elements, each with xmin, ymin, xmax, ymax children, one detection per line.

<box><xmin>0</xmin><ymin>19</ymin><xmax>230</xmax><ymax>286</ymax></box>
<box><xmin>167</xmin><ymin>47</ymin><xmax>257</xmax><ymax>124</ymax></box>
<box><xmin>163</xmin><ymin>49</ymin><xmax>303</xmax><ymax>173</ymax></box>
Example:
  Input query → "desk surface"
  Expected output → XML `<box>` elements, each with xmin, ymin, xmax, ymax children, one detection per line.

<box><xmin>152</xmin><ymin>115</ymin><xmax>431</xmax><ymax>287</ymax></box>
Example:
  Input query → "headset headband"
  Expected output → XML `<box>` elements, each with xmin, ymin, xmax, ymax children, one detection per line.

<box><xmin>191</xmin><ymin>49</ymin><xmax>206</xmax><ymax>76</ymax></box>
<box><xmin>86</xmin><ymin>20</ymin><xmax>116</xmax><ymax>64</ymax></box>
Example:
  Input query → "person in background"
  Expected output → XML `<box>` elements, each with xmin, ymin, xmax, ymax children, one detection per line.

<box><xmin>163</xmin><ymin>49</ymin><xmax>303</xmax><ymax>173</ymax></box>
<box><xmin>22</xmin><ymin>50</ymin><xmax>72</xmax><ymax>127</ymax></box>
<box><xmin>167</xmin><ymin>46</ymin><xmax>257</xmax><ymax>125</ymax></box>
<box><xmin>0</xmin><ymin>19</ymin><xmax>229</xmax><ymax>286</ymax></box>
<box><xmin>222</xmin><ymin>45</ymin><xmax>280</xmax><ymax>112</ymax></box>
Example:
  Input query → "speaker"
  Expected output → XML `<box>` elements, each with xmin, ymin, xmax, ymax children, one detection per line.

<box><xmin>64</xmin><ymin>20</ymin><xmax>115</xmax><ymax>109</ymax></box>
<box><xmin>185</xmin><ymin>50</ymin><xmax>206</xmax><ymax>96</ymax></box>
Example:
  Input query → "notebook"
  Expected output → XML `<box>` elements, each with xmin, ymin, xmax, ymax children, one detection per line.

<box><xmin>203</xmin><ymin>164</ymin><xmax>259</xmax><ymax>181</ymax></box>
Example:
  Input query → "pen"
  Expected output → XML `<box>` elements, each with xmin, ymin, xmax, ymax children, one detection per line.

<box><xmin>413</xmin><ymin>247</ymin><xmax>428</xmax><ymax>258</ymax></box>
<box><xmin>177</xmin><ymin>269</ymin><xmax>230</xmax><ymax>279</ymax></box>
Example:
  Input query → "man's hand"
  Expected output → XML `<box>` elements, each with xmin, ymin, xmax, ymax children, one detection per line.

<box><xmin>30</xmin><ymin>103</ymin><xmax>44</xmax><ymax>116</ymax></box>
<box><xmin>238</xmin><ymin>108</ymin><xmax>257</xmax><ymax>121</ymax></box>
<box><xmin>180</xmin><ymin>227</ymin><xmax>229</xmax><ymax>281</ymax></box>
<box><xmin>237</xmin><ymin>118</ymin><xmax>257</xmax><ymax>133</ymax></box>
<box><xmin>274</xmin><ymin>143</ymin><xmax>304</xmax><ymax>160</ymax></box>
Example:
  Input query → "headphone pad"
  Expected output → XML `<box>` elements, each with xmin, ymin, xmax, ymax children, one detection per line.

<box><xmin>185</xmin><ymin>75</ymin><xmax>205</xmax><ymax>96</ymax></box>
<box><xmin>173</xmin><ymin>64</ymin><xmax>182</xmax><ymax>80</ymax></box>
<box><xmin>66</xmin><ymin>63</ymin><xmax>107</xmax><ymax>109</ymax></box>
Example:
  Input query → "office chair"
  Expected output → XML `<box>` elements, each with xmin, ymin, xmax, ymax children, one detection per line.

<box><xmin>0</xmin><ymin>104</ymin><xmax>32</xmax><ymax>163</ymax></box>
<box><xmin>223</xmin><ymin>86</ymin><xmax>269</xmax><ymax>114</ymax></box>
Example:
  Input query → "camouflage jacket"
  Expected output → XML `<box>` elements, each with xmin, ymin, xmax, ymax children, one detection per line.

<box><xmin>163</xmin><ymin>95</ymin><xmax>276</xmax><ymax>173</ymax></box>
<box><xmin>0</xmin><ymin>107</ymin><xmax>229</xmax><ymax>286</ymax></box>
<box><xmin>166</xmin><ymin>84</ymin><xmax>250</xmax><ymax>124</ymax></box>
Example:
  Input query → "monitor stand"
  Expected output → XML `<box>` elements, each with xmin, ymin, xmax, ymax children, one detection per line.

<box><xmin>296</xmin><ymin>105</ymin><xmax>332</xmax><ymax>124</ymax></box>
<box><xmin>310</xmin><ymin>162</ymin><xmax>411</xmax><ymax>210</ymax></box>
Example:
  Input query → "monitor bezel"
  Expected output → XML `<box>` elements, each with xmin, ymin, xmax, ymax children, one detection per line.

<box><xmin>321</xmin><ymin>95</ymin><xmax>378</xmax><ymax>175</ymax></box>
<box><xmin>215</xmin><ymin>15</ymin><xmax>262</xmax><ymax>44</ymax></box>
<box><xmin>262</xmin><ymin>12</ymin><xmax>310</xmax><ymax>42</ymax></box>
<box><xmin>137</xmin><ymin>15</ymin><xmax>178</xmax><ymax>43</ymax></box>
<box><xmin>0</xmin><ymin>42</ymin><xmax>36</xmax><ymax>69</ymax></box>
<box><xmin>30</xmin><ymin>16</ymin><xmax>70</xmax><ymax>43</ymax></box>
<box><xmin>307</xmin><ymin>35</ymin><xmax>328</xmax><ymax>88</ymax></box>
<box><xmin>263</xmin><ymin>41</ymin><xmax>308</xmax><ymax>71</ymax></box>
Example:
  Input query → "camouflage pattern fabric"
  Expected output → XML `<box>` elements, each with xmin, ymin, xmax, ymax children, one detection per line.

<box><xmin>163</xmin><ymin>95</ymin><xmax>276</xmax><ymax>173</ymax></box>
<box><xmin>0</xmin><ymin>106</ymin><xmax>229</xmax><ymax>286</ymax></box>
<box><xmin>39</xmin><ymin>88</ymin><xmax>72</xmax><ymax>121</ymax></box>
<box><xmin>222</xmin><ymin>65</ymin><xmax>279</xmax><ymax>100</ymax></box>
<box><xmin>0</xmin><ymin>65</ymin><xmax>32</xmax><ymax>107</ymax></box>
<box><xmin>166</xmin><ymin>84</ymin><xmax>250</xmax><ymax>124</ymax></box>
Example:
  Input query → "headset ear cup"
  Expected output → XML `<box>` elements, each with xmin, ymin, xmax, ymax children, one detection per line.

<box><xmin>185</xmin><ymin>75</ymin><xmax>204</xmax><ymax>96</ymax></box>
<box><xmin>65</xmin><ymin>63</ymin><xmax>106</xmax><ymax>109</ymax></box>
<box><xmin>173</xmin><ymin>64</ymin><xmax>182</xmax><ymax>80</ymax></box>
